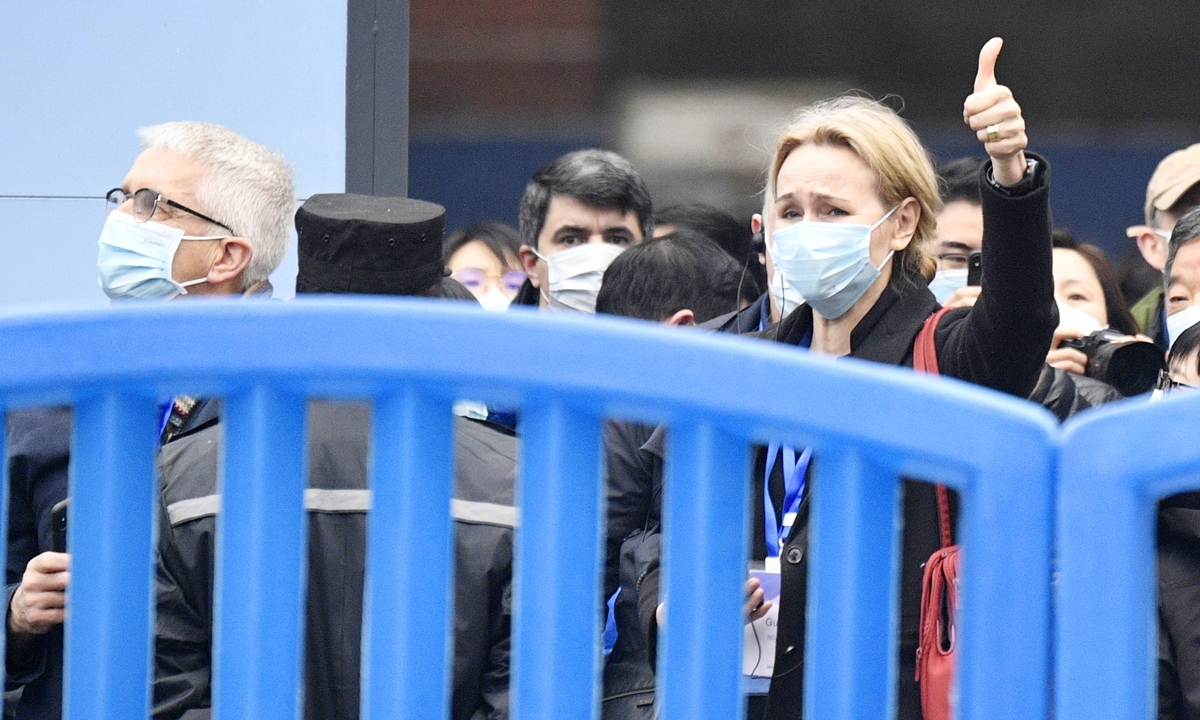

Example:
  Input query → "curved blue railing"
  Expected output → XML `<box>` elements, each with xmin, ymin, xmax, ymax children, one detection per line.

<box><xmin>0</xmin><ymin>298</ymin><xmax>1059</xmax><ymax>720</ymax></box>
<box><xmin>1057</xmin><ymin>391</ymin><xmax>1200</xmax><ymax>720</ymax></box>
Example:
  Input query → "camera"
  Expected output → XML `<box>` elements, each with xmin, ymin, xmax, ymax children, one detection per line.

<box><xmin>1059</xmin><ymin>329</ymin><xmax>1166</xmax><ymax>397</ymax></box>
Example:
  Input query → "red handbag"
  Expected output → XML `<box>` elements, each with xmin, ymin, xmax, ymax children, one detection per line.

<box><xmin>913</xmin><ymin>308</ymin><xmax>960</xmax><ymax>720</ymax></box>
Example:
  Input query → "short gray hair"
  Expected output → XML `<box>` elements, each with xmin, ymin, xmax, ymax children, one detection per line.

<box><xmin>138</xmin><ymin>121</ymin><xmax>295</xmax><ymax>286</ymax></box>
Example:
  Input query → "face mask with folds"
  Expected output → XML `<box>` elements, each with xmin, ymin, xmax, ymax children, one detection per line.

<box><xmin>476</xmin><ymin>288</ymin><xmax>512</xmax><ymax>312</ymax></box>
<box><xmin>770</xmin><ymin>207</ymin><xmax>897</xmax><ymax>320</ymax></box>
<box><xmin>768</xmin><ymin>268</ymin><xmax>802</xmax><ymax>319</ymax></box>
<box><xmin>1168</xmin><ymin>305</ymin><xmax>1200</xmax><ymax>349</ymax></box>
<box><xmin>534</xmin><ymin>243</ymin><xmax>626</xmax><ymax>314</ymax></box>
<box><xmin>97</xmin><ymin>211</ymin><xmax>221</xmax><ymax>300</ymax></box>
<box><xmin>927</xmin><ymin>267</ymin><xmax>969</xmax><ymax>304</ymax></box>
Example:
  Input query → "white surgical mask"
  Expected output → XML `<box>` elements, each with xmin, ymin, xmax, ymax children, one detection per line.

<box><xmin>534</xmin><ymin>243</ymin><xmax>626</xmax><ymax>314</ymax></box>
<box><xmin>97</xmin><ymin>211</ymin><xmax>223</xmax><ymax>300</ymax></box>
<box><xmin>768</xmin><ymin>269</ymin><xmax>802</xmax><ymax>319</ymax></box>
<box><xmin>770</xmin><ymin>207</ymin><xmax>897</xmax><ymax>320</ymax></box>
<box><xmin>927</xmin><ymin>267</ymin><xmax>969</xmax><ymax>304</ymax></box>
<box><xmin>477</xmin><ymin>288</ymin><xmax>512</xmax><ymax>312</ymax></box>
<box><xmin>1168</xmin><ymin>305</ymin><xmax>1200</xmax><ymax>349</ymax></box>
<box><xmin>1056</xmin><ymin>301</ymin><xmax>1106</xmax><ymax>338</ymax></box>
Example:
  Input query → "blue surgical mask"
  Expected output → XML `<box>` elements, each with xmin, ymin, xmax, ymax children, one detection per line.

<box><xmin>768</xmin><ymin>268</ymin><xmax>802</xmax><ymax>318</ymax></box>
<box><xmin>927</xmin><ymin>267</ymin><xmax>969</xmax><ymax>304</ymax></box>
<box><xmin>770</xmin><ymin>207</ymin><xmax>898</xmax><ymax>320</ymax></box>
<box><xmin>97</xmin><ymin>211</ymin><xmax>222</xmax><ymax>300</ymax></box>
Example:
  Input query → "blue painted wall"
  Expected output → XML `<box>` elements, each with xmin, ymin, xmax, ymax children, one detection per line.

<box><xmin>0</xmin><ymin>2</ymin><xmax>346</xmax><ymax>308</ymax></box>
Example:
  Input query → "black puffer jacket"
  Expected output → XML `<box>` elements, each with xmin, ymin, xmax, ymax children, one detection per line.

<box><xmin>153</xmin><ymin>402</ymin><xmax>516</xmax><ymax>720</ymax></box>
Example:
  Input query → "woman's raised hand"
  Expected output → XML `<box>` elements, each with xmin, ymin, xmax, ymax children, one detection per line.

<box><xmin>964</xmin><ymin>37</ymin><xmax>1029</xmax><ymax>187</ymax></box>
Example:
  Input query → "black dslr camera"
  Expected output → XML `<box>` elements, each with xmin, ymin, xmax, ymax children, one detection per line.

<box><xmin>1059</xmin><ymin>329</ymin><xmax>1166</xmax><ymax>397</ymax></box>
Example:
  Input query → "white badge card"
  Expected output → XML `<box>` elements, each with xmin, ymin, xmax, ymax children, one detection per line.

<box><xmin>743</xmin><ymin>561</ymin><xmax>782</xmax><ymax>679</ymax></box>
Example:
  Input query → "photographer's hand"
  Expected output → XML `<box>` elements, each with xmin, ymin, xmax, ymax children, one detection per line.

<box><xmin>1047</xmin><ymin>327</ymin><xmax>1088</xmax><ymax>376</ymax></box>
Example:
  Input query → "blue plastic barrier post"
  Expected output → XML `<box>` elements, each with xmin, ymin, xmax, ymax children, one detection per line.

<box><xmin>65</xmin><ymin>391</ymin><xmax>158</xmax><ymax>720</ymax></box>
<box><xmin>1055</xmin><ymin>398</ymin><xmax>1200</xmax><ymax>720</ymax></box>
<box><xmin>213</xmin><ymin>387</ymin><xmax>309</xmax><ymax>720</ymax></box>
<box><xmin>658</xmin><ymin>420</ymin><xmax>750</xmax><ymax>720</ymax></box>
<box><xmin>804</xmin><ymin>447</ymin><xmax>903</xmax><ymax>720</ymax></box>
<box><xmin>512</xmin><ymin>399</ymin><xmax>605</xmax><ymax>720</ymax></box>
<box><xmin>361</xmin><ymin>390</ymin><xmax>456</xmax><ymax>720</ymax></box>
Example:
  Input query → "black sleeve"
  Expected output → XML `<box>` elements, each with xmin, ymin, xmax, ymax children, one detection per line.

<box><xmin>935</xmin><ymin>154</ymin><xmax>1057</xmax><ymax>399</ymax></box>
<box><xmin>5</xmin><ymin>406</ymin><xmax>71</xmax><ymax>687</ymax></box>
<box><xmin>603</xmin><ymin>421</ymin><xmax>658</xmax><ymax>603</ymax></box>
<box><xmin>152</xmin><ymin>501</ymin><xmax>214</xmax><ymax>720</ymax></box>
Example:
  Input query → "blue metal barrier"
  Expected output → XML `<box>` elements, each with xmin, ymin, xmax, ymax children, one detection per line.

<box><xmin>0</xmin><ymin>298</ymin><xmax>1058</xmax><ymax>720</ymax></box>
<box><xmin>1056</xmin><ymin>392</ymin><xmax>1200</xmax><ymax>720</ymax></box>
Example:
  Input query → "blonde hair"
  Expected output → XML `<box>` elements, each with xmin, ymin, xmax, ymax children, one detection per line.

<box><xmin>139</xmin><ymin>121</ymin><xmax>295</xmax><ymax>287</ymax></box>
<box><xmin>768</xmin><ymin>96</ymin><xmax>941</xmax><ymax>281</ymax></box>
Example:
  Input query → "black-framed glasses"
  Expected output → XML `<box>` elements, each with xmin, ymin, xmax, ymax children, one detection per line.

<box><xmin>105</xmin><ymin>188</ymin><xmax>236</xmax><ymax>236</ymax></box>
<box><xmin>1156</xmin><ymin>369</ymin><xmax>1197</xmax><ymax>393</ymax></box>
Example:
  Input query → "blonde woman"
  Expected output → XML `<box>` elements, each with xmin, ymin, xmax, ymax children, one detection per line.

<box><xmin>626</xmin><ymin>39</ymin><xmax>1056</xmax><ymax>720</ymax></box>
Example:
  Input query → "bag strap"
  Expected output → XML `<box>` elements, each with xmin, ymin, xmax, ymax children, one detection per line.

<box><xmin>914</xmin><ymin>306</ymin><xmax>956</xmax><ymax>548</ymax></box>
<box><xmin>913</xmin><ymin>307</ymin><xmax>954</xmax><ymax>375</ymax></box>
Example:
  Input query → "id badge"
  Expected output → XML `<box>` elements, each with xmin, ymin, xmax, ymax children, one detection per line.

<box><xmin>743</xmin><ymin>560</ymin><xmax>782</xmax><ymax>680</ymax></box>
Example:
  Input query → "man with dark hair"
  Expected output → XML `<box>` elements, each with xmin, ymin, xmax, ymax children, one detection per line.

<box><xmin>514</xmin><ymin>149</ymin><xmax>653</xmax><ymax>312</ymax></box>
<box><xmin>596</xmin><ymin>230</ymin><xmax>743</xmax><ymax>325</ymax></box>
<box><xmin>1161</xmin><ymin>206</ymin><xmax>1200</xmax><ymax>351</ymax></box>
<box><xmin>653</xmin><ymin>204</ymin><xmax>764</xmax><ymax>303</ymax></box>
<box><xmin>1126</xmin><ymin>145</ymin><xmax>1200</xmax><ymax>347</ymax></box>
<box><xmin>926</xmin><ymin>157</ymin><xmax>988</xmax><ymax>306</ymax></box>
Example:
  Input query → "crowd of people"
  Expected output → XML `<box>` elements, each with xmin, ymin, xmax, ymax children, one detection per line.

<box><xmin>7</xmin><ymin>37</ymin><xmax>1200</xmax><ymax>720</ymax></box>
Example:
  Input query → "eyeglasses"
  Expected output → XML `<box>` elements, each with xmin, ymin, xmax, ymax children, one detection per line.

<box><xmin>1156</xmin><ymin>369</ymin><xmax>1197</xmax><ymax>393</ymax></box>
<box><xmin>453</xmin><ymin>268</ymin><xmax>527</xmax><ymax>294</ymax></box>
<box><xmin>106</xmin><ymin>188</ymin><xmax>236</xmax><ymax>237</ymax></box>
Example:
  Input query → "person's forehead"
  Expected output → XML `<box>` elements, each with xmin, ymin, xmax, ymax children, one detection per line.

<box><xmin>1169</xmin><ymin>240</ymin><xmax>1200</xmax><ymax>290</ymax></box>
<box><xmin>544</xmin><ymin>195</ymin><xmax>638</xmax><ymax>223</ymax></box>
<box><xmin>1053</xmin><ymin>248</ymin><xmax>1099</xmax><ymax>282</ymax></box>
<box><xmin>448</xmin><ymin>239</ymin><xmax>506</xmax><ymax>271</ymax></box>
<box><xmin>935</xmin><ymin>201</ymin><xmax>984</xmax><ymax>248</ymax></box>
<box><xmin>774</xmin><ymin>144</ymin><xmax>876</xmax><ymax>199</ymax></box>
<box><xmin>122</xmin><ymin>148</ymin><xmax>205</xmax><ymax>203</ymax></box>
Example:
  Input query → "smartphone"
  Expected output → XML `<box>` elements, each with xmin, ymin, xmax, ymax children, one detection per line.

<box><xmin>51</xmin><ymin>498</ymin><xmax>69</xmax><ymax>554</ymax></box>
<box><xmin>967</xmin><ymin>250</ymin><xmax>983</xmax><ymax>286</ymax></box>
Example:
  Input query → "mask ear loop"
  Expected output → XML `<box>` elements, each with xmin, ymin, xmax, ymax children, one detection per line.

<box><xmin>528</xmin><ymin>248</ymin><xmax>554</xmax><ymax>307</ymax></box>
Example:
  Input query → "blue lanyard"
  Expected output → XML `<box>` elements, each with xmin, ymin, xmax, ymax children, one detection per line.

<box><xmin>763</xmin><ymin>443</ymin><xmax>811</xmax><ymax>557</ymax></box>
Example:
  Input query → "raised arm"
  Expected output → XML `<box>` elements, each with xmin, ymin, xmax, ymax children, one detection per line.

<box><xmin>937</xmin><ymin>38</ymin><xmax>1057</xmax><ymax>396</ymax></box>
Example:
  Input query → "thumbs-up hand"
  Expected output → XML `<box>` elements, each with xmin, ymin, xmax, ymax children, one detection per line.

<box><xmin>963</xmin><ymin>37</ymin><xmax>1028</xmax><ymax>187</ymax></box>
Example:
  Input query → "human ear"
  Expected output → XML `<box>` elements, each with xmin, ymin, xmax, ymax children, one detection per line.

<box><xmin>887</xmin><ymin>197</ymin><xmax>922</xmax><ymax>252</ymax></box>
<box><xmin>663</xmin><ymin>309</ymin><xmax>695</xmax><ymax>327</ymax></box>
<box><xmin>1135</xmin><ymin>230</ymin><xmax>1168</xmax><ymax>271</ymax></box>
<box><xmin>519</xmin><ymin>245</ymin><xmax>542</xmax><ymax>288</ymax></box>
<box><xmin>209</xmin><ymin>237</ymin><xmax>253</xmax><ymax>286</ymax></box>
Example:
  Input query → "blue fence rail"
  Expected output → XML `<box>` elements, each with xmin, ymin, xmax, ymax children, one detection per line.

<box><xmin>1056</xmin><ymin>392</ymin><xmax>1200</xmax><ymax>720</ymax></box>
<box><xmin>0</xmin><ymin>299</ymin><xmax>1063</xmax><ymax>719</ymax></box>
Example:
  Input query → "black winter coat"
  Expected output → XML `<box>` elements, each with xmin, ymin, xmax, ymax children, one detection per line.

<box><xmin>618</xmin><ymin>157</ymin><xmax>1056</xmax><ymax>720</ymax></box>
<box><xmin>153</xmin><ymin>402</ymin><xmax>516</xmax><ymax>720</ymax></box>
<box><xmin>1158</xmin><ymin>492</ymin><xmax>1200</xmax><ymax>720</ymax></box>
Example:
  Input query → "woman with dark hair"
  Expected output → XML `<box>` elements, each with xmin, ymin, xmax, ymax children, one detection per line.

<box><xmin>444</xmin><ymin>221</ymin><xmax>527</xmax><ymax>311</ymax></box>
<box><xmin>1047</xmin><ymin>230</ymin><xmax>1143</xmax><ymax>375</ymax></box>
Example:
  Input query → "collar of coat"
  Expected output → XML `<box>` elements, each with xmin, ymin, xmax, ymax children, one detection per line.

<box><xmin>770</xmin><ymin>272</ymin><xmax>941</xmax><ymax>367</ymax></box>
